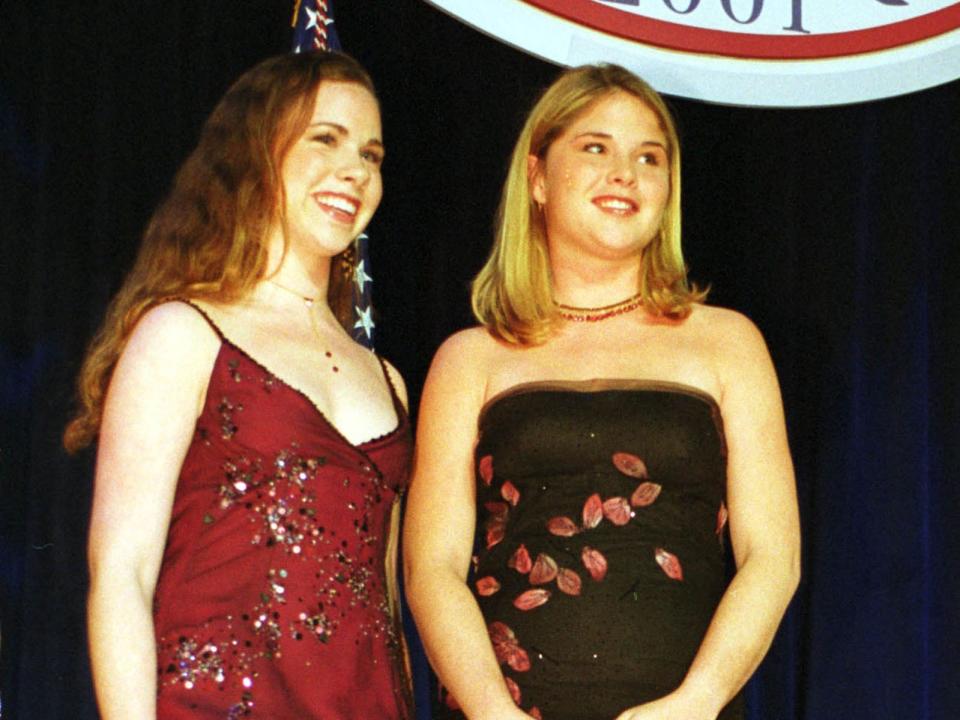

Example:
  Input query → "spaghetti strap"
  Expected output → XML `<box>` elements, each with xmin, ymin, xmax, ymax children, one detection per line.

<box><xmin>375</xmin><ymin>355</ymin><xmax>406</xmax><ymax>420</ymax></box>
<box><xmin>165</xmin><ymin>297</ymin><xmax>225</xmax><ymax>341</ymax></box>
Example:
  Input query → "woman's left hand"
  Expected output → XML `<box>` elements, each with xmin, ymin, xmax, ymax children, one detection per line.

<box><xmin>613</xmin><ymin>690</ymin><xmax>718</xmax><ymax>720</ymax></box>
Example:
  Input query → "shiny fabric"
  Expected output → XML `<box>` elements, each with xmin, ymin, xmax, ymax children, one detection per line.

<box><xmin>152</xmin><ymin>309</ymin><xmax>411</xmax><ymax>719</ymax></box>
<box><xmin>449</xmin><ymin>380</ymin><xmax>743</xmax><ymax>720</ymax></box>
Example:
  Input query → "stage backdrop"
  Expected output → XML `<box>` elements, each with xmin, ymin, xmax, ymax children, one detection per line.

<box><xmin>2</xmin><ymin>1</ymin><xmax>958</xmax><ymax>719</ymax></box>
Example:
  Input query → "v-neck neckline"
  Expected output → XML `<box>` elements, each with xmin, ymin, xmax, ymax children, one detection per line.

<box><xmin>215</xmin><ymin>335</ymin><xmax>406</xmax><ymax>451</ymax></box>
<box><xmin>180</xmin><ymin>299</ymin><xmax>405</xmax><ymax>451</ymax></box>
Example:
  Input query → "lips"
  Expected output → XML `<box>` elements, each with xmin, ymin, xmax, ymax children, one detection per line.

<box><xmin>592</xmin><ymin>195</ymin><xmax>638</xmax><ymax>214</ymax></box>
<box><xmin>313</xmin><ymin>192</ymin><xmax>360</xmax><ymax>223</ymax></box>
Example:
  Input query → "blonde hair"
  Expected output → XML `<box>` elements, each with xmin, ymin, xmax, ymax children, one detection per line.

<box><xmin>471</xmin><ymin>63</ymin><xmax>706</xmax><ymax>345</ymax></box>
<box><xmin>64</xmin><ymin>51</ymin><xmax>376</xmax><ymax>452</ymax></box>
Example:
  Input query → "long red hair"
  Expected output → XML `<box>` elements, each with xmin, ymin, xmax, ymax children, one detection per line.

<box><xmin>64</xmin><ymin>51</ymin><xmax>377</xmax><ymax>452</ymax></box>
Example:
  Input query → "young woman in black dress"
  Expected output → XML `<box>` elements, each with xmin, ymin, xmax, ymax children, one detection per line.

<box><xmin>404</xmin><ymin>64</ymin><xmax>800</xmax><ymax>720</ymax></box>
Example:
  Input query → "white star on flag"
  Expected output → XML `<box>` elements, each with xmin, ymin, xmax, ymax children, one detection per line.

<box><xmin>353</xmin><ymin>305</ymin><xmax>375</xmax><ymax>339</ymax></box>
<box><xmin>305</xmin><ymin>7</ymin><xmax>321</xmax><ymax>30</ymax></box>
<box><xmin>353</xmin><ymin>259</ymin><xmax>373</xmax><ymax>292</ymax></box>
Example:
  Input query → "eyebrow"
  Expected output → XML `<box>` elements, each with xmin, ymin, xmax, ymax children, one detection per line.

<box><xmin>573</xmin><ymin>131</ymin><xmax>666</xmax><ymax>149</ymax></box>
<box><xmin>308</xmin><ymin>121</ymin><xmax>384</xmax><ymax>149</ymax></box>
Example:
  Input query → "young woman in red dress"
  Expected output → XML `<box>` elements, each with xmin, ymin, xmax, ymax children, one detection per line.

<box><xmin>66</xmin><ymin>52</ymin><xmax>412</xmax><ymax>719</ymax></box>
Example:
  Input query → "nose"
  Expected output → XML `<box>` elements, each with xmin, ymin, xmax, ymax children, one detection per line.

<box><xmin>606</xmin><ymin>153</ymin><xmax>637</xmax><ymax>187</ymax></box>
<box><xmin>335</xmin><ymin>147</ymin><xmax>370</xmax><ymax>186</ymax></box>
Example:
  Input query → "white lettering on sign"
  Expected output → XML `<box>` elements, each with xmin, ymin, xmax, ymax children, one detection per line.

<box><xmin>425</xmin><ymin>0</ymin><xmax>960</xmax><ymax>106</ymax></box>
<box><xmin>592</xmin><ymin>0</ymin><xmax>956</xmax><ymax>36</ymax></box>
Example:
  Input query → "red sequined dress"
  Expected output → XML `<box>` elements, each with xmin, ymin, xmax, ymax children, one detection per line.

<box><xmin>153</xmin><ymin>308</ymin><xmax>412</xmax><ymax>719</ymax></box>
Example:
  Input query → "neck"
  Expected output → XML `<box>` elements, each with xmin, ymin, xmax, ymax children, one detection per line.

<box><xmin>263</xmin><ymin>232</ymin><xmax>332</xmax><ymax>303</ymax></box>
<box><xmin>260</xmin><ymin>275</ymin><xmax>342</xmax><ymax>336</ymax></box>
<box><xmin>549</xmin><ymin>248</ymin><xmax>642</xmax><ymax>308</ymax></box>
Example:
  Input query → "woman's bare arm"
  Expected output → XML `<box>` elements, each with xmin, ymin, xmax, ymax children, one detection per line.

<box><xmin>404</xmin><ymin>331</ymin><xmax>533</xmax><ymax>720</ymax></box>
<box><xmin>617</xmin><ymin>312</ymin><xmax>801</xmax><ymax>720</ymax></box>
<box><xmin>87</xmin><ymin>302</ymin><xmax>219</xmax><ymax>719</ymax></box>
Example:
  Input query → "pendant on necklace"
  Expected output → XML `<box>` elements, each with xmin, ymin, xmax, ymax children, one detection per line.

<box><xmin>268</xmin><ymin>280</ymin><xmax>339</xmax><ymax>372</ymax></box>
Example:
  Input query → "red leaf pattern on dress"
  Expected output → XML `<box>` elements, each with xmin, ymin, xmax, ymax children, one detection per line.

<box><xmin>655</xmin><ymin>547</ymin><xmax>684</xmax><ymax>581</ymax></box>
<box><xmin>475</xmin><ymin>576</ymin><xmax>501</xmax><ymax>596</ymax></box>
<box><xmin>716</xmin><ymin>501</ymin><xmax>728</xmax><ymax>535</ymax></box>
<box><xmin>485</xmin><ymin>501</ymin><xmax>509</xmax><ymax>518</ymax></box>
<box><xmin>488</xmin><ymin>621</ymin><xmax>531</xmax><ymax>672</ymax></box>
<box><xmin>485</xmin><ymin>519</ymin><xmax>505</xmax><ymax>549</ymax></box>
<box><xmin>582</xmin><ymin>492</ymin><xmax>603</xmax><ymax>529</ymax></box>
<box><xmin>514</xmin><ymin>588</ymin><xmax>551</xmax><ymax>611</ymax></box>
<box><xmin>581</xmin><ymin>546</ymin><xmax>608</xmax><ymax>581</ymax></box>
<box><xmin>602</xmin><ymin>496</ymin><xmax>632</xmax><ymax>525</ymax></box>
<box><xmin>485</xmin><ymin>523</ymin><xmax>505</xmax><ymax>549</ymax></box>
<box><xmin>488</xmin><ymin>621</ymin><xmax>513</xmax><ymax>649</ymax></box>
<box><xmin>528</xmin><ymin>553</ymin><xmax>558</xmax><ymax>584</ymax></box>
<box><xmin>547</xmin><ymin>516</ymin><xmax>579</xmax><ymax>536</ymax></box>
<box><xmin>557</xmin><ymin>567</ymin><xmax>583</xmax><ymax>596</ymax></box>
<box><xmin>612</xmin><ymin>451</ymin><xmax>649</xmax><ymax>478</ymax></box>
<box><xmin>630</xmin><ymin>481</ymin><xmax>662</xmax><ymax>507</ymax></box>
<box><xmin>508</xmin><ymin>647</ymin><xmax>531</xmax><ymax>672</ymax></box>
<box><xmin>485</xmin><ymin>501</ymin><xmax>509</xmax><ymax>549</ymax></box>
<box><xmin>509</xmin><ymin>544</ymin><xmax>533</xmax><ymax>574</ymax></box>
<box><xmin>501</xmin><ymin>480</ymin><xmax>521</xmax><ymax>506</ymax></box>
<box><xmin>479</xmin><ymin>454</ymin><xmax>494</xmax><ymax>485</ymax></box>
<box><xmin>505</xmin><ymin>676</ymin><xmax>522</xmax><ymax>704</ymax></box>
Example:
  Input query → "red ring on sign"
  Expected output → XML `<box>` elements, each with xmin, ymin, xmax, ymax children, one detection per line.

<box><xmin>522</xmin><ymin>0</ymin><xmax>960</xmax><ymax>59</ymax></box>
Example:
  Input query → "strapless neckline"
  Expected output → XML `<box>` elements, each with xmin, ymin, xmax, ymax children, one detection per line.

<box><xmin>479</xmin><ymin>378</ymin><xmax>721</xmax><ymax>427</ymax></box>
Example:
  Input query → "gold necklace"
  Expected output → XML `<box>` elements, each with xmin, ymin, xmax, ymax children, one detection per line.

<box><xmin>268</xmin><ymin>280</ymin><xmax>339</xmax><ymax>372</ymax></box>
<box><xmin>555</xmin><ymin>291</ymin><xmax>644</xmax><ymax>322</ymax></box>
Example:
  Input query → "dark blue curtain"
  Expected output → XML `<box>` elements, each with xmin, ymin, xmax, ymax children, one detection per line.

<box><xmin>2</xmin><ymin>2</ymin><xmax>958</xmax><ymax>719</ymax></box>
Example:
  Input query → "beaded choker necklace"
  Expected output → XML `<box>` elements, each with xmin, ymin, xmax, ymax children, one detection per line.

<box><xmin>555</xmin><ymin>292</ymin><xmax>644</xmax><ymax>322</ymax></box>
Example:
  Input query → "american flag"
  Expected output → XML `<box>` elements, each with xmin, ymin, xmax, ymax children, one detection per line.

<box><xmin>291</xmin><ymin>0</ymin><xmax>376</xmax><ymax>348</ymax></box>
<box><xmin>291</xmin><ymin>0</ymin><xmax>342</xmax><ymax>53</ymax></box>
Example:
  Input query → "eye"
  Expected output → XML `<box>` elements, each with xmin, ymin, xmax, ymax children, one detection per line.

<box><xmin>638</xmin><ymin>150</ymin><xmax>667</xmax><ymax>167</ymax></box>
<box><xmin>583</xmin><ymin>142</ymin><xmax>606</xmax><ymax>154</ymax></box>
<box><xmin>312</xmin><ymin>132</ymin><xmax>337</xmax><ymax>146</ymax></box>
<box><xmin>360</xmin><ymin>147</ymin><xmax>384</xmax><ymax>165</ymax></box>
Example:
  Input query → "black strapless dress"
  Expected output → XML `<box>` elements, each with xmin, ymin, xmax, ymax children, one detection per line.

<box><xmin>439</xmin><ymin>380</ymin><xmax>743</xmax><ymax>720</ymax></box>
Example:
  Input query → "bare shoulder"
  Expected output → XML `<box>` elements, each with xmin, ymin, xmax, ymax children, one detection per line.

<box><xmin>429</xmin><ymin>326</ymin><xmax>500</xmax><ymax>377</ymax></box>
<box><xmin>120</xmin><ymin>300</ymin><xmax>222</xmax><ymax>375</ymax></box>
<box><xmin>690</xmin><ymin>304</ymin><xmax>768</xmax><ymax>357</ymax></box>
<box><xmin>689</xmin><ymin>305</ymin><xmax>780</xmax><ymax>411</ymax></box>
<box><xmin>130</xmin><ymin>300</ymin><xmax>219</xmax><ymax>343</ymax></box>
<box><xmin>101</xmin><ymin>302</ymin><xmax>223</xmax><ymax>453</ymax></box>
<box><xmin>419</xmin><ymin>326</ymin><xmax>502</xmax><ymax>419</ymax></box>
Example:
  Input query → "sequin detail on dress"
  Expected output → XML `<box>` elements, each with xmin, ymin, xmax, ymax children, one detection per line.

<box><xmin>152</xmin><ymin>318</ymin><xmax>411</xmax><ymax>720</ymax></box>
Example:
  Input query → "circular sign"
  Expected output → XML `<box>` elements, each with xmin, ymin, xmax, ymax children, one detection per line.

<box><xmin>425</xmin><ymin>0</ymin><xmax>960</xmax><ymax>106</ymax></box>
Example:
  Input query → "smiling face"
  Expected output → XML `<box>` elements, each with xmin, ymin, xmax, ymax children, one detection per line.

<box><xmin>529</xmin><ymin>90</ymin><xmax>670</xmax><ymax>265</ymax></box>
<box><xmin>278</xmin><ymin>80</ymin><xmax>383</xmax><ymax>260</ymax></box>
